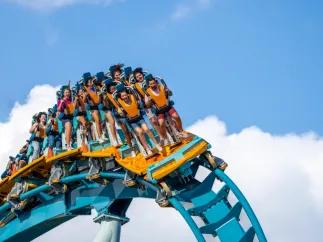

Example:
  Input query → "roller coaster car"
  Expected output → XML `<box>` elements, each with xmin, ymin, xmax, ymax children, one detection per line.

<box><xmin>0</xmin><ymin>133</ymin><xmax>212</xmax><ymax>205</ymax></box>
<box><xmin>0</xmin><ymin>149</ymin><xmax>82</xmax><ymax>205</ymax></box>
<box><xmin>115</xmin><ymin>134</ymin><xmax>209</xmax><ymax>182</ymax></box>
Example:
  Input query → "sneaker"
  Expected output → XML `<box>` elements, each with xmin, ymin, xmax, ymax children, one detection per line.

<box><xmin>130</xmin><ymin>150</ymin><xmax>136</xmax><ymax>158</ymax></box>
<box><xmin>146</xmin><ymin>149</ymin><xmax>153</xmax><ymax>156</ymax></box>
<box><xmin>156</xmin><ymin>144</ymin><xmax>163</xmax><ymax>152</ymax></box>
<box><xmin>162</xmin><ymin>139</ymin><xmax>170</xmax><ymax>147</ymax></box>
<box><xmin>180</xmin><ymin>131</ymin><xmax>191</xmax><ymax>139</ymax></box>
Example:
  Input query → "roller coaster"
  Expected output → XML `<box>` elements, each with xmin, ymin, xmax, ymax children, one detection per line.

<box><xmin>0</xmin><ymin>65</ymin><xmax>267</xmax><ymax>242</ymax></box>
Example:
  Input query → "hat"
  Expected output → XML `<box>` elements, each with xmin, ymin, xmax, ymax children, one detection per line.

<box><xmin>133</xmin><ymin>67</ymin><xmax>143</xmax><ymax>75</ymax></box>
<box><xmin>124</xmin><ymin>66</ymin><xmax>132</xmax><ymax>77</ymax></box>
<box><xmin>82</xmin><ymin>72</ymin><xmax>92</xmax><ymax>81</ymax></box>
<box><xmin>96</xmin><ymin>72</ymin><xmax>106</xmax><ymax>82</ymax></box>
<box><xmin>144</xmin><ymin>74</ymin><xmax>154</xmax><ymax>82</ymax></box>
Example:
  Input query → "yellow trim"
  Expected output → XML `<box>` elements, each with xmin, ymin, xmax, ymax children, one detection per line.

<box><xmin>149</xmin><ymin>140</ymin><xmax>208</xmax><ymax>181</ymax></box>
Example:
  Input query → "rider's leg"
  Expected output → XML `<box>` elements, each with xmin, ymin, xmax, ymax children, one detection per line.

<box><xmin>31</xmin><ymin>140</ymin><xmax>40</xmax><ymax>161</ymax></box>
<box><xmin>133</xmin><ymin>126</ymin><xmax>150</xmax><ymax>152</ymax></box>
<box><xmin>119</xmin><ymin>121</ymin><xmax>132</xmax><ymax>147</ymax></box>
<box><xmin>64</xmin><ymin>120</ymin><xmax>72</xmax><ymax>150</ymax></box>
<box><xmin>169</xmin><ymin>108</ymin><xmax>184</xmax><ymax>132</ymax></box>
<box><xmin>141</xmin><ymin>122</ymin><xmax>162</xmax><ymax>151</ymax></box>
<box><xmin>146</xmin><ymin>108</ymin><xmax>162</xmax><ymax>137</ymax></box>
<box><xmin>105</xmin><ymin>111</ymin><xmax>118</xmax><ymax>145</ymax></box>
<box><xmin>47</xmin><ymin>135</ymin><xmax>55</xmax><ymax>157</ymax></box>
<box><xmin>92</xmin><ymin>110</ymin><xmax>102</xmax><ymax>139</ymax></box>
<box><xmin>157</xmin><ymin>114</ymin><xmax>168</xmax><ymax>145</ymax></box>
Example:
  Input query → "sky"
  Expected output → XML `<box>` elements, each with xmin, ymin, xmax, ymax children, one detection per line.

<box><xmin>0</xmin><ymin>0</ymin><xmax>323</xmax><ymax>135</ymax></box>
<box><xmin>0</xmin><ymin>0</ymin><xmax>322</xmax><ymax>241</ymax></box>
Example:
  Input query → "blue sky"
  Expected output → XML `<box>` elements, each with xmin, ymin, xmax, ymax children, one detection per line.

<box><xmin>0</xmin><ymin>0</ymin><xmax>322</xmax><ymax>135</ymax></box>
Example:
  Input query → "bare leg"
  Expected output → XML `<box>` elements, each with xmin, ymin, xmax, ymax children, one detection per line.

<box><xmin>105</xmin><ymin>111</ymin><xmax>118</xmax><ymax>144</ymax></box>
<box><xmin>92</xmin><ymin>110</ymin><xmax>102</xmax><ymax>138</ymax></box>
<box><xmin>78</xmin><ymin>116</ymin><xmax>88</xmax><ymax>147</ymax></box>
<box><xmin>149</xmin><ymin>116</ymin><xmax>161</xmax><ymax>137</ymax></box>
<box><xmin>158</xmin><ymin>117</ymin><xmax>167</xmax><ymax>141</ymax></box>
<box><xmin>65</xmin><ymin>121</ymin><xmax>72</xmax><ymax>149</ymax></box>
<box><xmin>170</xmin><ymin>111</ymin><xmax>184</xmax><ymax>132</ymax></box>
<box><xmin>142</xmin><ymin>123</ymin><xmax>160</xmax><ymax>147</ymax></box>
<box><xmin>119</xmin><ymin>122</ymin><xmax>132</xmax><ymax>147</ymax></box>
<box><xmin>134</xmin><ymin>127</ymin><xmax>150</xmax><ymax>151</ymax></box>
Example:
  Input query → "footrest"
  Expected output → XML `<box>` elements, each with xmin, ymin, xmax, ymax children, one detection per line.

<box><xmin>216</xmin><ymin>218</ymin><xmax>245</xmax><ymax>242</ymax></box>
<box><xmin>200</xmin><ymin>202</ymin><xmax>242</xmax><ymax>234</ymax></box>
<box><xmin>188</xmin><ymin>185</ymin><xmax>230</xmax><ymax>216</ymax></box>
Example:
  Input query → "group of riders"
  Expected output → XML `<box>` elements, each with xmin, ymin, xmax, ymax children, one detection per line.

<box><xmin>1</xmin><ymin>64</ymin><xmax>189</xmax><ymax>181</ymax></box>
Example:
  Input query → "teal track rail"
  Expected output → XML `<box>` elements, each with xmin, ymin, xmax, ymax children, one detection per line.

<box><xmin>0</xmin><ymin>164</ymin><xmax>266</xmax><ymax>242</ymax></box>
<box><xmin>214</xmin><ymin>169</ymin><xmax>266</xmax><ymax>242</ymax></box>
<box><xmin>168</xmin><ymin>168</ymin><xmax>267</xmax><ymax>242</ymax></box>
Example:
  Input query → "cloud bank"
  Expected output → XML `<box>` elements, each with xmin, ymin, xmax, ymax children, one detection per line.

<box><xmin>4</xmin><ymin>0</ymin><xmax>122</xmax><ymax>11</ymax></box>
<box><xmin>0</xmin><ymin>85</ymin><xmax>322</xmax><ymax>242</ymax></box>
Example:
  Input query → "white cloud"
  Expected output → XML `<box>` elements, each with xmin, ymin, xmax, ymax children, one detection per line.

<box><xmin>171</xmin><ymin>0</ymin><xmax>213</xmax><ymax>21</ymax></box>
<box><xmin>0</xmin><ymin>85</ymin><xmax>57</xmax><ymax>172</ymax></box>
<box><xmin>4</xmin><ymin>0</ymin><xmax>122</xmax><ymax>11</ymax></box>
<box><xmin>1</xmin><ymin>85</ymin><xmax>322</xmax><ymax>241</ymax></box>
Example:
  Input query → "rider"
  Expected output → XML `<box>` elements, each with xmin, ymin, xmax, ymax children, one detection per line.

<box><xmin>1</xmin><ymin>156</ymin><xmax>16</xmax><ymax>179</ymax></box>
<box><xmin>132</xmin><ymin>67</ymin><xmax>161</xmax><ymax>137</ymax></box>
<box><xmin>117</xmin><ymin>88</ymin><xmax>162</xmax><ymax>156</ymax></box>
<box><xmin>95</xmin><ymin>72</ymin><xmax>120</xmax><ymax>147</ymax></box>
<box><xmin>29</xmin><ymin>112</ymin><xmax>47</xmax><ymax>161</ymax></box>
<box><xmin>144</xmin><ymin>75</ymin><xmax>188</xmax><ymax>146</ymax></box>
<box><xmin>82</xmin><ymin>73</ymin><xmax>104</xmax><ymax>143</ymax></box>
<box><xmin>57</xmin><ymin>86</ymin><xmax>74</xmax><ymax>150</ymax></box>
<box><xmin>46</xmin><ymin>106</ymin><xmax>61</xmax><ymax>157</ymax></box>
<box><xmin>104</xmin><ymin>79</ymin><xmax>134</xmax><ymax>154</ymax></box>
<box><xmin>73</xmin><ymin>85</ymin><xmax>91</xmax><ymax>148</ymax></box>
<box><xmin>109</xmin><ymin>64</ymin><xmax>128</xmax><ymax>86</ymax></box>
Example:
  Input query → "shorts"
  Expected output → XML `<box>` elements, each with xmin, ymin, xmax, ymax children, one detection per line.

<box><xmin>157</xmin><ymin>107</ymin><xmax>177</xmax><ymax>121</ymax></box>
<box><xmin>129</xmin><ymin>118</ymin><xmax>146</xmax><ymax>130</ymax></box>
<box><xmin>61</xmin><ymin>118</ymin><xmax>72</xmax><ymax>126</ymax></box>
<box><xmin>76</xmin><ymin>111</ymin><xmax>87</xmax><ymax>117</ymax></box>
<box><xmin>89</xmin><ymin>105</ymin><xmax>99</xmax><ymax>111</ymax></box>
<box><xmin>145</xmin><ymin>108</ymin><xmax>155</xmax><ymax>119</ymax></box>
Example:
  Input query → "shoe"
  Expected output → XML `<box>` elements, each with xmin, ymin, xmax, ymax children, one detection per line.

<box><xmin>180</xmin><ymin>131</ymin><xmax>191</xmax><ymax>139</ymax></box>
<box><xmin>162</xmin><ymin>139</ymin><xmax>170</xmax><ymax>147</ymax></box>
<box><xmin>146</xmin><ymin>149</ymin><xmax>153</xmax><ymax>156</ymax></box>
<box><xmin>156</xmin><ymin>145</ymin><xmax>163</xmax><ymax>152</ymax></box>
<box><xmin>130</xmin><ymin>150</ymin><xmax>136</xmax><ymax>158</ymax></box>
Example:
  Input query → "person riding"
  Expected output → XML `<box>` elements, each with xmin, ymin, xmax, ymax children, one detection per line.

<box><xmin>29</xmin><ymin>112</ymin><xmax>47</xmax><ymax>161</ymax></box>
<box><xmin>116</xmin><ymin>88</ymin><xmax>162</xmax><ymax>156</ymax></box>
<box><xmin>46</xmin><ymin>106</ymin><xmax>61</xmax><ymax>157</ymax></box>
<box><xmin>144</xmin><ymin>75</ymin><xmax>188</xmax><ymax>146</ymax></box>
<box><xmin>1</xmin><ymin>156</ymin><xmax>16</xmax><ymax>179</ymax></box>
<box><xmin>72</xmin><ymin>84</ymin><xmax>92</xmax><ymax>147</ymax></box>
<box><xmin>109</xmin><ymin>64</ymin><xmax>128</xmax><ymax>86</ymax></box>
<box><xmin>57</xmin><ymin>86</ymin><xmax>74</xmax><ymax>150</ymax></box>
<box><xmin>132</xmin><ymin>67</ymin><xmax>161</xmax><ymax>137</ymax></box>
<box><xmin>95</xmin><ymin>72</ymin><xmax>120</xmax><ymax>147</ymax></box>
<box><xmin>104</xmin><ymin>79</ymin><xmax>134</xmax><ymax>154</ymax></box>
<box><xmin>82</xmin><ymin>73</ymin><xmax>104</xmax><ymax>143</ymax></box>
